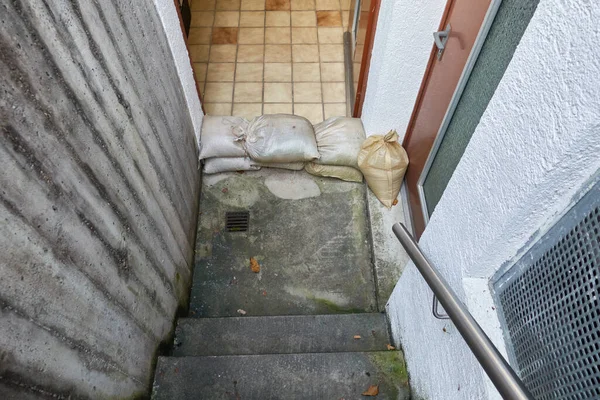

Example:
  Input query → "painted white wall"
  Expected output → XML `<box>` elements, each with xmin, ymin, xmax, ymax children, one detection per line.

<box><xmin>360</xmin><ymin>0</ymin><xmax>446</xmax><ymax>138</ymax></box>
<box><xmin>385</xmin><ymin>0</ymin><xmax>600</xmax><ymax>399</ymax></box>
<box><xmin>153</xmin><ymin>0</ymin><xmax>204</xmax><ymax>145</ymax></box>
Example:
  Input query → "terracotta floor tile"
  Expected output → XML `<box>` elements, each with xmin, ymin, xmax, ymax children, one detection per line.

<box><xmin>217</xmin><ymin>0</ymin><xmax>241</xmax><ymax>10</ymax></box>
<box><xmin>207</xmin><ymin>63</ymin><xmax>236</xmax><ymax>81</ymax></box>
<box><xmin>263</xmin><ymin>103</ymin><xmax>293</xmax><ymax>114</ymax></box>
<box><xmin>320</xmin><ymin>62</ymin><xmax>345</xmax><ymax>81</ymax></box>
<box><xmin>266</xmin><ymin>11</ymin><xmax>291</xmax><ymax>26</ymax></box>
<box><xmin>233</xmin><ymin>103</ymin><xmax>263</xmax><ymax>119</ymax></box>
<box><xmin>266</xmin><ymin>27</ymin><xmax>291</xmax><ymax>44</ymax></box>
<box><xmin>241</xmin><ymin>0</ymin><xmax>265</xmax><ymax>9</ymax></box>
<box><xmin>264</xmin><ymin>82</ymin><xmax>293</xmax><ymax>102</ymax></box>
<box><xmin>205</xmin><ymin>82</ymin><xmax>234</xmax><ymax>102</ymax></box>
<box><xmin>293</xmin><ymin>82</ymin><xmax>322</xmax><ymax>102</ymax></box>
<box><xmin>317</xmin><ymin>27</ymin><xmax>343</xmax><ymax>43</ymax></box>
<box><xmin>324</xmin><ymin>103</ymin><xmax>347</xmax><ymax>119</ymax></box>
<box><xmin>291</xmin><ymin>11</ymin><xmax>316</xmax><ymax>26</ymax></box>
<box><xmin>234</xmin><ymin>82</ymin><xmax>263</xmax><ymax>102</ymax></box>
<box><xmin>340</xmin><ymin>0</ymin><xmax>350</xmax><ymax>10</ymax></box>
<box><xmin>319</xmin><ymin>44</ymin><xmax>344</xmax><ymax>61</ymax></box>
<box><xmin>291</xmin><ymin>0</ymin><xmax>315</xmax><ymax>10</ymax></box>
<box><xmin>240</xmin><ymin>11</ymin><xmax>265</xmax><ymax>26</ymax></box>
<box><xmin>192</xmin><ymin>0</ymin><xmax>216</xmax><ymax>11</ymax></box>
<box><xmin>342</xmin><ymin>10</ymin><xmax>349</xmax><ymax>28</ymax></box>
<box><xmin>190</xmin><ymin>45</ymin><xmax>210</xmax><ymax>62</ymax></box>
<box><xmin>316</xmin><ymin>11</ymin><xmax>342</xmax><ymax>26</ymax></box>
<box><xmin>237</xmin><ymin>45</ymin><xmax>265</xmax><ymax>62</ymax></box>
<box><xmin>293</xmin><ymin>62</ymin><xmax>320</xmax><ymax>81</ymax></box>
<box><xmin>191</xmin><ymin>11</ymin><xmax>215</xmax><ymax>27</ymax></box>
<box><xmin>238</xmin><ymin>27</ymin><xmax>265</xmax><ymax>44</ymax></box>
<box><xmin>210</xmin><ymin>45</ymin><xmax>238</xmax><ymax>62</ymax></box>
<box><xmin>193</xmin><ymin>63</ymin><xmax>209</xmax><ymax>81</ymax></box>
<box><xmin>212</xmin><ymin>27</ymin><xmax>239</xmax><ymax>44</ymax></box>
<box><xmin>291</xmin><ymin>27</ymin><xmax>318</xmax><ymax>43</ymax></box>
<box><xmin>294</xmin><ymin>103</ymin><xmax>323</xmax><ymax>123</ymax></box>
<box><xmin>204</xmin><ymin>103</ymin><xmax>233</xmax><ymax>115</ymax></box>
<box><xmin>235</xmin><ymin>63</ymin><xmax>264</xmax><ymax>81</ymax></box>
<box><xmin>292</xmin><ymin>44</ymin><xmax>319</xmax><ymax>62</ymax></box>
<box><xmin>264</xmin><ymin>63</ymin><xmax>292</xmax><ymax>81</ymax></box>
<box><xmin>265</xmin><ymin>44</ymin><xmax>292</xmax><ymax>62</ymax></box>
<box><xmin>316</xmin><ymin>0</ymin><xmax>340</xmax><ymax>9</ymax></box>
<box><xmin>266</xmin><ymin>0</ymin><xmax>291</xmax><ymax>10</ymax></box>
<box><xmin>189</xmin><ymin>27</ymin><xmax>212</xmax><ymax>44</ymax></box>
<box><xmin>214</xmin><ymin>11</ymin><xmax>240</xmax><ymax>26</ymax></box>
<box><xmin>322</xmin><ymin>82</ymin><xmax>345</xmax><ymax>102</ymax></box>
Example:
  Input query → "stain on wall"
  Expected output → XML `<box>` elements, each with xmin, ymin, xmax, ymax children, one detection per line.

<box><xmin>0</xmin><ymin>0</ymin><xmax>200</xmax><ymax>398</ymax></box>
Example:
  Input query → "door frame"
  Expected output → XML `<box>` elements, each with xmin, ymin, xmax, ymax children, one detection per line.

<box><xmin>415</xmin><ymin>0</ymin><xmax>502</xmax><ymax>226</ymax></box>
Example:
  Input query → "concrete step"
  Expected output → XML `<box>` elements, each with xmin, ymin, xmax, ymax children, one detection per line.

<box><xmin>173</xmin><ymin>313</ymin><xmax>390</xmax><ymax>356</ymax></box>
<box><xmin>152</xmin><ymin>352</ymin><xmax>411</xmax><ymax>400</ymax></box>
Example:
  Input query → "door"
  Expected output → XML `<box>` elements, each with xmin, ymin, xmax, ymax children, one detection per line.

<box><xmin>402</xmin><ymin>0</ymin><xmax>493</xmax><ymax>239</ymax></box>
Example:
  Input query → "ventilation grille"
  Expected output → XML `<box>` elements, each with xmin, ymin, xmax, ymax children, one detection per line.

<box><xmin>225</xmin><ymin>211</ymin><xmax>249</xmax><ymax>232</ymax></box>
<box><xmin>494</xmin><ymin>183</ymin><xmax>600</xmax><ymax>400</ymax></box>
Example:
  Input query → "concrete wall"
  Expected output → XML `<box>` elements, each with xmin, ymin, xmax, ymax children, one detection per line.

<box><xmin>360</xmin><ymin>0</ymin><xmax>446</xmax><ymax>138</ymax></box>
<box><xmin>0</xmin><ymin>0</ymin><xmax>201</xmax><ymax>398</ymax></box>
<box><xmin>385</xmin><ymin>1</ymin><xmax>600</xmax><ymax>399</ymax></box>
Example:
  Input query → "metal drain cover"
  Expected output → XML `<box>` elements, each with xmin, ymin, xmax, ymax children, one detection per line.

<box><xmin>226</xmin><ymin>211</ymin><xmax>249</xmax><ymax>232</ymax></box>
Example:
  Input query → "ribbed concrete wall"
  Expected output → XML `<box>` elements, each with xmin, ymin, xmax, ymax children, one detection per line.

<box><xmin>0</xmin><ymin>0</ymin><xmax>200</xmax><ymax>398</ymax></box>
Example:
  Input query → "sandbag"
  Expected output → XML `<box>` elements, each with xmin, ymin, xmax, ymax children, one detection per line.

<box><xmin>357</xmin><ymin>130</ymin><xmax>409</xmax><ymax>208</ymax></box>
<box><xmin>243</xmin><ymin>114</ymin><xmax>320</xmax><ymax>163</ymax></box>
<box><xmin>305</xmin><ymin>163</ymin><xmax>363</xmax><ymax>183</ymax></box>
<box><xmin>258</xmin><ymin>162</ymin><xmax>305</xmax><ymax>170</ymax></box>
<box><xmin>313</xmin><ymin>117</ymin><xmax>366</xmax><ymax>168</ymax></box>
<box><xmin>198</xmin><ymin>116</ymin><xmax>247</xmax><ymax>160</ymax></box>
<box><xmin>203</xmin><ymin>157</ymin><xmax>261</xmax><ymax>174</ymax></box>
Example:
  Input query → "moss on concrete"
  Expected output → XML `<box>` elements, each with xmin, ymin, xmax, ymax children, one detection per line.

<box><xmin>368</xmin><ymin>350</ymin><xmax>411</xmax><ymax>398</ymax></box>
<box><xmin>312</xmin><ymin>298</ymin><xmax>366</xmax><ymax>314</ymax></box>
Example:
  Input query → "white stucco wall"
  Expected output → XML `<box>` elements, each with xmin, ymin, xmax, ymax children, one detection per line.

<box><xmin>153</xmin><ymin>0</ymin><xmax>204</xmax><ymax>145</ymax></box>
<box><xmin>385</xmin><ymin>0</ymin><xmax>600</xmax><ymax>399</ymax></box>
<box><xmin>360</xmin><ymin>0</ymin><xmax>446</xmax><ymax>138</ymax></box>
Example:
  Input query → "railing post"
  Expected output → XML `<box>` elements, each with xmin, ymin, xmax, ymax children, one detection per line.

<box><xmin>392</xmin><ymin>222</ymin><xmax>533</xmax><ymax>400</ymax></box>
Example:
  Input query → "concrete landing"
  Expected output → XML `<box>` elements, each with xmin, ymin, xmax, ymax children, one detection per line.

<box><xmin>173</xmin><ymin>313</ymin><xmax>389</xmax><ymax>356</ymax></box>
<box><xmin>191</xmin><ymin>170</ymin><xmax>377</xmax><ymax>317</ymax></box>
<box><xmin>153</xmin><ymin>352</ymin><xmax>411</xmax><ymax>400</ymax></box>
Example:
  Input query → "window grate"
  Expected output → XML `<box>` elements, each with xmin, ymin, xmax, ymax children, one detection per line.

<box><xmin>225</xmin><ymin>211</ymin><xmax>249</xmax><ymax>232</ymax></box>
<box><xmin>494</xmin><ymin>182</ymin><xmax>600</xmax><ymax>400</ymax></box>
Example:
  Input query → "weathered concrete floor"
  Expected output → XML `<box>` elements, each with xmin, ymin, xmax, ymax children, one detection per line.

<box><xmin>190</xmin><ymin>169</ymin><xmax>378</xmax><ymax>317</ymax></box>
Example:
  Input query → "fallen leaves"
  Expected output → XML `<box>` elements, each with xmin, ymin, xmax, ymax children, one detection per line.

<box><xmin>237</xmin><ymin>309</ymin><xmax>247</xmax><ymax>315</ymax></box>
<box><xmin>386</xmin><ymin>344</ymin><xmax>395</xmax><ymax>350</ymax></box>
<box><xmin>362</xmin><ymin>385</ymin><xmax>379</xmax><ymax>396</ymax></box>
<box><xmin>353</xmin><ymin>335</ymin><xmax>362</xmax><ymax>340</ymax></box>
<box><xmin>392</xmin><ymin>198</ymin><xmax>399</xmax><ymax>206</ymax></box>
<box><xmin>250</xmin><ymin>257</ymin><xmax>260</xmax><ymax>273</ymax></box>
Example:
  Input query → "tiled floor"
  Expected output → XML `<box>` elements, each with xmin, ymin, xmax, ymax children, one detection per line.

<box><xmin>189</xmin><ymin>0</ymin><xmax>351</xmax><ymax>123</ymax></box>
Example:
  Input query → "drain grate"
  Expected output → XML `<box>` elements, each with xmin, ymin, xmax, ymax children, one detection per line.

<box><xmin>493</xmin><ymin>182</ymin><xmax>600</xmax><ymax>400</ymax></box>
<box><xmin>225</xmin><ymin>211</ymin><xmax>249</xmax><ymax>232</ymax></box>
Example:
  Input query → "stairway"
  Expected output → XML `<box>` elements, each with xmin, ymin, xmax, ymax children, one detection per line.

<box><xmin>151</xmin><ymin>170</ymin><xmax>411</xmax><ymax>399</ymax></box>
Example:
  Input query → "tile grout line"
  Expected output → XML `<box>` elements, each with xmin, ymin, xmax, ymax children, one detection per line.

<box><xmin>261</xmin><ymin>3</ymin><xmax>267</xmax><ymax>116</ymax></box>
<box><xmin>290</xmin><ymin>4</ymin><xmax>295</xmax><ymax>115</ymax></box>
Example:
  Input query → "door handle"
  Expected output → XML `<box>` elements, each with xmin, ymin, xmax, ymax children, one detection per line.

<box><xmin>433</xmin><ymin>23</ymin><xmax>451</xmax><ymax>60</ymax></box>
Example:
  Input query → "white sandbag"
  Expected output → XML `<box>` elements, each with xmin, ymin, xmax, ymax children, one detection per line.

<box><xmin>357</xmin><ymin>130</ymin><xmax>409</xmax><ymax>208</ymax></box>
<box><xmin>198</xmin><ymin>116</ymin><xmax>248</xmax><ymax>160</ymax></box>
<box><xmin>313</xmin><ymin>117</ymin><xmax>366</xmax><ymax>168</ymax></box>
<box><xmin>203</xmin><ymin>157</ymin><xmax>261</xmax><ymax>174</ymax></box>
<box><xmin>305</xmin><ymin>163</ymin><xmax>363</xmax><ymax>183</ymax></box>
<box><xmin>258</xmin><ymin>162</ymin><xmax>305</xmax><ymax>170</ymax></box>
<box><xmin>243</xmin><ymin>114</ymin><xmax>320</xmax><ymax>163</ymax></box>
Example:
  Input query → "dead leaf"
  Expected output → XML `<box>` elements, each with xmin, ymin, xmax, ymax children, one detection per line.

<box><xmin>262</xmin><ymin>290</ymin><xmax>267</xmax><ymax>296</ymax></box>
<box><xmin>250</xmin><ymin>257</ymin><xmax>260</xmax><ymax>273</ymax></box>
<box><xmin>353</xmin><ymin>335</ymin><xmax>362</xmax><ymax>340</ymax></box>
<box><xmin>362</xmin><ymin>385</ymin><xmax>379</xmax><ymax>396</ymax></box>
<box><xmin>386</xmin><ymin>344</ymin><xmax>395</xmax><ymax>350</ymax></box>
<box><xmin>222</xmin><ymin>188</ymin><xmax>229</xmax><ymax>193</ymax></box>
<box><xmin>237</xmin><ymin>309</ymin><xmax>247</xmax><ymax>315</ymax></box>
<box><xmin>392</xmin><ymin>198</ymin><xmax>399</xmax><ymax>206</ymax></box>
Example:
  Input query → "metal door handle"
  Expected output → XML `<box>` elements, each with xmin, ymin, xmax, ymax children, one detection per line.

<box><xmin>433</xmin><ymin>23</ymin><xmax>451</xmax><ymax>60</ymax></box>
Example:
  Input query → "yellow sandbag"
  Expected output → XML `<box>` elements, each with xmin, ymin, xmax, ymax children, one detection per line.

<box><xmin>357</xmin><ymin>130</ymin><xmax>409</xmax><ymax>208</ymax></box>
<box><xmin>305</xmin><ymin>163</ymin><xmax>363</xmax><ymax>183</ymax></box>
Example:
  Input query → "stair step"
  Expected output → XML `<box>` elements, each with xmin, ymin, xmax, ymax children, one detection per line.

<box><xmin>173</xmin><ymin>313</ymin><xmax>390</xmax><ymax>356</ymax></box>
<box><xmin>152</xmin><ymin>352</ymin><xmax>410</xmax><ymax>400</ymax></box>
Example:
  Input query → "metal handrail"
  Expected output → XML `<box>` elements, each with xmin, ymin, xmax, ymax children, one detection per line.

<box><xmin>392</xmin><ymin>223</ymin><xmax>533</xmax><ymax>400</ymax></box>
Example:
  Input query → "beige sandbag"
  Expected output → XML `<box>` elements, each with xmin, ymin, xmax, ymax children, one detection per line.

<box><xmin>313</xmin><ymin>117</ymin><xmax>366</xmax><ymax>168</ymax></box>
<box><xmin>203</xmin><ymin>157</ymin><xmax>261</xmax><ymax>174</ymax></box>
<box><xmin>357</xmin><ymin>130</ymin><xmax>409</xmax><ymax>208</ymax></box>
<box><xmin>258</xmin><ymin>162</ymin><xmax>305</xmax><ymax>170</ymax></box>
<box><xmin>198</xmin><ymin>116</ymin><xmax>248</xmax><ymax>159</ymax></box>
<box><xmin>305</xmin><ymin>162</ymin><xmax>363</xmax><ymax>183</ymax></box>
